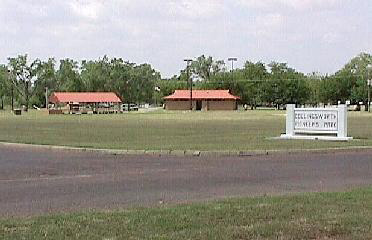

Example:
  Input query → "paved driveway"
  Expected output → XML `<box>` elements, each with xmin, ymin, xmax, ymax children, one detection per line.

<box><xmin>1</xmin><ymin>145</ymin><xmax>372</xmax><ymax>217</ymax></box>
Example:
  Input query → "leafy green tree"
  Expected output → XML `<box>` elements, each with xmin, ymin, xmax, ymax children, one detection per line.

<box><xmin>190</xmin><ymin>55</ymin><xmax>225</xmax><ymax>81</ymax></box>
<box><xmin>154</xmin><ymin>76</ymin><xmax>188</xmax><ymax>104</ymax></box>
<box><xmin>109</xmin><ymin>58</ymin><xmax>134</xmax><ymax>104</ymax></box>
<box><xmin>318</xmin><ymin>76</ymin><xmax>337</xmax><ymax>105</ymax></box>
<box><xmin>81</xmin><ymin>56</ymin><xmax>111</xmax><ymax>92</ymax></box>
<box><xmin>56</xmin><ymin>59</ymin><xmax>84</xmax><ymax>92</ymax></box>
<box><xmin>241</xmin><ymin>61</ymin><xmax>268</xmax><ymax>108</ymax></box>
<box><xmin>130</xmin><ymin>63</ymin><xmax>160</xmax><ymax>104</ymax></box>
<box><xmin>198</xmin><ymin>71</ymin><xmax>228</xmax><ymax>90</ymax></box>
<box><xmin>305</xmin><ymin>73</ymin><xmax>322</xmax><ymax>106</ymax></box>
<box><xmin>0</xmin><ymin>65</ymin><xmax>9</xmax><ymax>109</ymax></box>
<box><xmin>284</xmin><ymin>78</ymin><xmax>309</xmax><ymax>104</ymax></box>
<box><xmin>337</xmin><ymin>53</ymin><xmax>372</xmax><ymax>110</ymax></box>
<box><xmin>7</xmin><ymin>55</ymin><xmax>39</xmax><ymax>111</ymax></box>
<box><xmin>265</xmin><ymin>62</ymin><xmax>309</xmax><ymax>108</ymax></box>
<box><xmin>32</xmin><ymin>58</ymin><xmax>57</xmax><ymax>107</ymax></box>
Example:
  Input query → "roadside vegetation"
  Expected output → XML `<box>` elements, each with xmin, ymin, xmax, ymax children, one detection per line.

<box><xmin>1</xmin><ymin>187</ymin><xmax>372</xmax><ymax>239</ymax></box>
<box><xmin>1</xmin><ymin>110</ymin><xmax>372</xmax><ymax>151</ymax></box>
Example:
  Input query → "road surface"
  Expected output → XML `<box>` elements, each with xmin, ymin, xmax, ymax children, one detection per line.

<box><xmin>1</xmin><ymin>145</ymin><xmax>372</xmax><ymax>217</ymax></box>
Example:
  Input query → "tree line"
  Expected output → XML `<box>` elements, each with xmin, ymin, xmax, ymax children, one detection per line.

<box><xmin>0</xmin><ymin>53</ymin><xmax>371</xmax><ymax>111</ymax></box>
<box><xmin>0</xmin><ymin>55</ymin><xmax>160</xmax><ymax>111</ymax></box>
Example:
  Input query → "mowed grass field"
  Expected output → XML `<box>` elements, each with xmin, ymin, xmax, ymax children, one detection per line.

<box><xmin>1</xmin><ymin>188</ymin><xmax>372</xmax><ymax>239</ymax></box>
<box><xmin>0</xmin><ymin>109</ymin><xmax>372</xmax><ymax>151</ymax></box>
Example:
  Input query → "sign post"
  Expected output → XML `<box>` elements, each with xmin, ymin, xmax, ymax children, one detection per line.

<box><xmin>280</xmin><ymin>104</ymin><xmax>352</xmax><ymax>141</ymax></box>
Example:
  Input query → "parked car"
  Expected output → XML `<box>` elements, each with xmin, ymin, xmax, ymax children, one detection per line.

<box><xmin>122</xmin><ymin>103</ymin><xmax>139</xmax><ymax>111</ymax></box>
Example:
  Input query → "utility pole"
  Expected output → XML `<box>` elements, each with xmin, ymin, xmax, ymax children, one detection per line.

<box><xmin>11</xmin><ymin>84</ymin><xmax>14</xmax><ymax>111</ymax></box>
<box><xmin>368</xmin><ymin>79</ymin><xmax>371</xmax><ymax>113</ymax></box>
<box><xmin>184</xmin><ymin>59</ymin><xmax>193</xmax><ymax>110</ymax></box>
<box><xmin>45</xmin><ymin>87</ymin><xmax>48</xmax><ymax>109</ymax></box>
<box><xmin>7</xmin><ymin>69</ymin><xmax>14</xmax><ymax>111</ymax></box>
<box><xmin>368</xmin><ymin>64</ymin><xmax>372</xmax><ymax>113</ymax></box>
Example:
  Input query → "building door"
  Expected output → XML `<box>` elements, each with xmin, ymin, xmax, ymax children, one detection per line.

<box><xmin>196</xmin><ymin>100</ymin><xmax>202</xmax><ymax>111</ymax></box>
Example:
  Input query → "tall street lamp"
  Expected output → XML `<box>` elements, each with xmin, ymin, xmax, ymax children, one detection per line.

<box><xmin>154</xmin><ymin>86</ymin><xmax>160</xmax><ymax>107</ymax></box>
<box><xmin>184</xmin><ymin>59</ymin><xmax>193</xmax><ymax>110</ymax></box>
<box><xmin>228</xmin><ymin>57</ymin><xmax>237</xmax><ymax>82</ymax></box>
<box><xmin>228</xmin><ymin>57</ymin><xmax>238</xmax><ymax>100</ymax></box>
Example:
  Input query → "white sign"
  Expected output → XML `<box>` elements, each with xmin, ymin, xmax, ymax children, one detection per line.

<box><xmin>280</xmin><ymin>104</ymin><xmax>352</xmax><ymax>141</ymax></box>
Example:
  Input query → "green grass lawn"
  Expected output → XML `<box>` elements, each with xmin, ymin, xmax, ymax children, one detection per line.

<box><xmin>1</xmin><ymin>109</ymin><xmax>372</xmax><ymax>151</ymax></box>
<box><xmin>1</xmin><ymin>188</ymin><xmax>372</xmax><ymax>239</ymax></box>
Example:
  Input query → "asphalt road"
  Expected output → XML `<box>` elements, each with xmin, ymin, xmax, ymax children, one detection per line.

<box><xmin>1</xmin><ymin>145</ymin><xmax>372</xmax><ymax>217</ymax></box>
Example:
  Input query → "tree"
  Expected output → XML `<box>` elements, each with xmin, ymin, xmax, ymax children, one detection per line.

<box><xmin>318</xmin><ymin>76</ymin><xmax>337</xmax><ymax>105</ymax></box>
<box><xmin>109</xmin><ymin>58</ymin><xmax>134</xmax><ymax>104</ymax></box>
<box><xmin>7</xmin><ymin>55</ymin><xmax>39</xmax><ymax>111</ymax></box>
<box><xmin>130</xmin><ymin>64</ymin><xmax>160</xmax><ymax>104</ymax></box>
<box><xmin>56</xmin><ymin>59</ymin><xmax>84</xmax><ymax>92</ymax></box>
<box><xmin>306</xmin><ymin>73</ymin><xmax>322</xmax><ymax>106</ymax></box>
<box><xmin>264</xmin><ymin>62</ymin><xmax>309</xmax><ymax>108</ymax></box>
<box><xmin>154</xmin><ymin>76</ymin><xmax>188</xmax><ymax>104</ymax></box>
<box><xmin>81</xmin><ymin>56</ymin><xmax>111</xmax><ymax>92</ymax></box>
<box><xmin>336</xmin><ymin>53</ymin><xmax>372</xmax><ymax>110</ymax></box>
<box><xmin>32</xmin><ymin>58</ymin><xmax>57</xmax><ymax>107</ymax></box>
<box><xmin>0</xmin><ymin>65</ymin><xmax>9</xmax><ymax>109</ymax></box>
<box><xmin>190</xmin><ymin>55</ymin><xmax>225</xmax><ymax>81</ymax></box>
<box><xmin>241</xmin><ymin>61</ymin><xmax>268</xmax><ymax>108</ymax></box>
<box><xmin>284</xmin><ymin>78</ymin><xmax>309</xmax><ymax>104</ymax></box>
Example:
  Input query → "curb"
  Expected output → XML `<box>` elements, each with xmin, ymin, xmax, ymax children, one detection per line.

<box><xmin>1</xmin><ymin>141</ymin><xmax>372</xmax><ymax>157</ymax></box>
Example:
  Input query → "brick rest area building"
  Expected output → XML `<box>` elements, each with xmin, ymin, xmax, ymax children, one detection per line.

<box><xmin>48</xmin><ymin>92</ymin><xmax>122</xmax><ymax>114</ymax></box>
<box><xmin>164</xmin><ymin>90</ymin><xmax>240</xmax><ymax>111</ymax></box>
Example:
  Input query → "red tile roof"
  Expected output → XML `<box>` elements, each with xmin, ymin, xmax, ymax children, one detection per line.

<box><xmin>49</xmin><ymin>92</ymin><xmax>122</xmax><ymax>103</ymax></box>
<box><xmin>164</xmin><ymin>90</ymin><xmax>240</xmax><ymax>100</ymax></box>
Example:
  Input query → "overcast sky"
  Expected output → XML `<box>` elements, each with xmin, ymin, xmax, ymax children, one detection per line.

<box><xmin>0</xmin><ymin>0</ymin><xmax>371</xmax><ymax>77</ymax></box>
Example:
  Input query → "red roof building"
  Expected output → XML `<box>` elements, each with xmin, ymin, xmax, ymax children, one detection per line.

<box><xmin>49</xmin><ymin>92</ymin><xmax>122</xmax><ymax>104</ymax></box>
<box><xmin>164</xmin><ymin>90</ymin><xmax>240</xmax><ymax>111</ymax></box>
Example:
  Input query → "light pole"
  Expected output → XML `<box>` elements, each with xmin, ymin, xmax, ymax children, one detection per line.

<box><xmin>184</xmin><ymin>59</ymin><xmax>193</xmax><ymax>110</ymax></box>
<box><xmin>7</xmin><ymin>69</ymin><xmax>14</xmax><ymax>111</ymax></box>
<box><xmin>154</xmin><ymin>86</ymin><xmax>160</xmax><ymax>107</ymax></box>
<box><xmin>126</xmin><ymin>80</ymin><xmax>130</xmax><ymax>112</ymax></box>
<box><xmin>368</xmin><ymin>64</ymin><xmax>372</xmax><ymax>113</ymax></box>
<box><xmin>228</xmin><ymin>57</ymin><xmax>237</xmax><ymax>82</ymax></box>
<box><xmin>228</xmin><ymin>58</ymin><xmax>238</xmax><ymax>98</ymax></box>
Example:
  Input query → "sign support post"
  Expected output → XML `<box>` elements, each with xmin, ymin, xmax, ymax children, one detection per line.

<box><xmin>337</xmin><ymin>105</ymin><xmax>347</xmax><ymax>138</ymax></box>
<box><xmin>286</xmin><ymin>104</ymin><xmax>295</xmax><ymax>136</ymax></box>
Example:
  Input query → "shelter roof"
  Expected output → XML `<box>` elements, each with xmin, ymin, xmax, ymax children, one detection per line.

<box><xmin>164</xmin><ymin>90</ymin><xmax>240</xmax><ymax>100</ymax></box>
<box><xmin>49</xmin><ymin>92</ymin><xmax>122</xmax><ymax>103</ymax></box>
